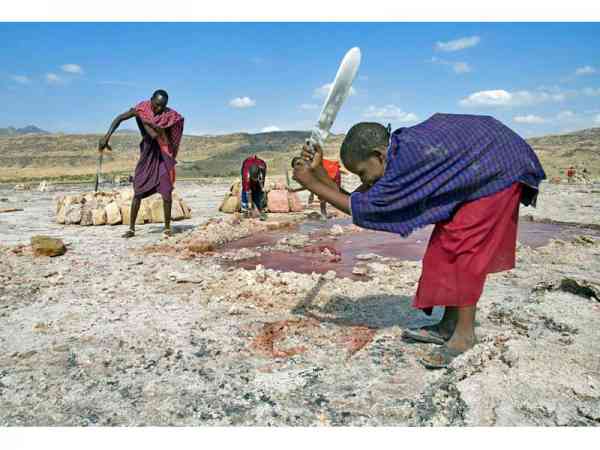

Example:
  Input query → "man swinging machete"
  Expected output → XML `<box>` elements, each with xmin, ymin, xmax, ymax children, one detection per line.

<box><xmin>293</xmin><ymin>55</ymin><xmax>546</xmax><ymax>369</ymax></box>
<box><xmin>98</xmin><ymin>89</ymin><xmax>184</xmax><ymax>238</ymax></box>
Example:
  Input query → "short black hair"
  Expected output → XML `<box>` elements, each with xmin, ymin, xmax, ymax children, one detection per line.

<box><xmin>340</xmin><ymin>122</ymin><xmax>390</xmax><ymax>169</ymax></box>
<box><xmin>152</xmin><ymin>89</ymin><xmax>169</xmax><ymax>101</ymax></box>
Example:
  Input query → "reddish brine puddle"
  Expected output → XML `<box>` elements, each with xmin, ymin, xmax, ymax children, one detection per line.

<box><xmin>219</xmin><ymin>217</ymin><xmax>599</xmax><ymax>279</ymax></box>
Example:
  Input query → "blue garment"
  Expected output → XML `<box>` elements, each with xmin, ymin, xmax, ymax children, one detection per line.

<box><xmin>241</xmin><ymin>189</ymin><xmax>265</xmax><ymax>210</ymax></box>
<box><xmin>350</xmin><ymin>113</ymin><xmax>546</xmax><ymax>236</ymax></box>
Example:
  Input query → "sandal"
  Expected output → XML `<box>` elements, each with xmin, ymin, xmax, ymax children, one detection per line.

<box><xmin>419</xmin><ymin>345</ymin><xmax>463</xmax><ymax>370</ymax></box>
<box><xmin>122</xmin><ymin>230</ymin><xmax>135</xmax><ymax>239</ymax></box>
<box><xmin>402</xmin><ymin>326</ymin><xmax>448</xmax><ymax>345</ymax></box>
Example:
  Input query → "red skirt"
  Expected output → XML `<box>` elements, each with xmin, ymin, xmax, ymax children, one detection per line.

<box><xmin>413</xmin><ymin>182</ymin><xmax>522</xmax><ymax>313</ymax></box>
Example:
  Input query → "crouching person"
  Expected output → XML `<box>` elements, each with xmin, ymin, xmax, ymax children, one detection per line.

<box><xmin>241</xmin><ymin>155</ymin><xmax>267</xmax><ymax>220</ymax></box>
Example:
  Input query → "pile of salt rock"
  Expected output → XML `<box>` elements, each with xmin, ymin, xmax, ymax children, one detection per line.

<box><xmin>219</xmin><ymin>181</ymin><xmax>303</xmax><ymax>214</ymax></box>
<box><xmin>55</xmin><ymin>189</ymin><xmax>191</xmax><ymax>226</ymax></box>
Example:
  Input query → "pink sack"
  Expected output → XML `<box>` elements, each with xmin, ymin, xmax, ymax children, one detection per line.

<box><xmin>267</xmin><ymin>190</ymin><xmax>290</xmax><ymax>213</ymax></box>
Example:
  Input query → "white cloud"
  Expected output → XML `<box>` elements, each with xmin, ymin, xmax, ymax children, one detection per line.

<box><xmin>45</xmin><ymin>73</ymin><xmax>63</xmax><ymax>84</ymax></box>
<box><xmin>575</xmin><ymin>66</ymin><xmax>596</xmax><ymax>76</ymax></box>
<box><xmin>459</xmin><ymin>89</ymin><xmax>566</xmax><ymax>107</ymax></box>
<box><xmin>436</xmin><ymin>36</ymin><xmax>480</xmax><ymax>52</ymax></box>
<box><xmin>299</xmin><ymin>103</ymin><xmax>319</xmax><ymax>110</ymax></box>
<box><xmin>431</xmin><ymin>57</ymin><xmax>471</xmax><ymax>74</ymax></box>
<box><xmin>363</xmin><ymin>105</ymin><xmax>418</xmax><ymax>123</ymax></box>
<box><xmin>229</xmin><ymin>96</ymin><xmax>256</xmax><ymax>109</ymax></box>
<box><xmin>556</xmin><ymin>110</ymin><xmax>577</xmax><ymax>121</ymax></box>
<box><xmin>582</xmin><ymin>87</ymin><xmax>600</xmax><ymax>96</ymax></box>
<box><xmin>513</xmin><ymin>114</ymin><xmax>546</xmax><ymax>124</ymax></box>
<box><xmin>11</xmin><ymin>75</ymin><xmax>30</xmax><ymax>84</ymax></box>
<box><xmin>261</xmin><ymin>126</ymin><xmax>280</xmax><ymax>132</ymax></box>
<box><xmin>61</xmin><ymin>64</ymin><xmax>83</xmax><ymax>74</ymax></box>
<box><xmin>594</xmin><ymin>114</ymin><xmax>600</xmax><ymax>124</ymax></box>
<box><xmin>313</xmin><ymin>82</ymin><xmax>356</xmax><ymax>99</ymax></box>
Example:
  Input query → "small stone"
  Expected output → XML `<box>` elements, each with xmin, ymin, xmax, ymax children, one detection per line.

<box><xmin>31</xmin><ymin>235</ymin><xmax>66</xmax><ymax>257</ymax></box>
<box><xmin>352</xmin><ymin>265</ymin><xmax>369</xmax><ymax>276</ymax></box>
<box><xmin>367</xmin><ymin>262</ymin><xmax>388</xmax><ymax>273</ymax></box>
<box><xmin>355</xmin><ymin>253</ymin><xmax>379</xmax><ymax>261</ymax></box>
<box><xmin>330</xmin><ymin>224</ymin><xmax>345</xmax><ymax>236</ymax></box>
<box><xmin>33</xmin><ymin>322</ymin><xmax>50</xmax><ymax>333</ymax></box>
<box><xmin>323</xmin><ymin>270</ymin><xmax>337</xmax><ymax>281</ymax></box>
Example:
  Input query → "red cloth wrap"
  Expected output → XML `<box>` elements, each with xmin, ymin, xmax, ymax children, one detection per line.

<box><xmin>414</xmin><ymin>182</ymin><xmax>522</xmax><ymax>314</ymax></box>
<box><xmin>135</xmin><ymin>100</ymin><xmax>184</xmax><ymax>184</ymax></box>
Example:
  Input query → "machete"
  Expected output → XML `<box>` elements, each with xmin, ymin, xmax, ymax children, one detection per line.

<box><xmin>290</xmin><ymin>47</ymin><xmax>362</xmax><ymax>317</ymax></box>
<box><xmin>292</xmin><ymin>46</ymin><xmax>361</xmax><ymax>167</ymax></box>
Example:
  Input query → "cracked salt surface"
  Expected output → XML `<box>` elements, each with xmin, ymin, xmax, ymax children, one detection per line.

<box><xmin>1</xmin><ymin>181</ymin><xmax>599</xmax><ymax>425</ymax></box>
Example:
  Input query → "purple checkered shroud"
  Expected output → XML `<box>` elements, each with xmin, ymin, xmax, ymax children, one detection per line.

<box><xmin>350</xmin><ymin>113</ymin><xmax>546</xmax><ymax>236</ymax></box>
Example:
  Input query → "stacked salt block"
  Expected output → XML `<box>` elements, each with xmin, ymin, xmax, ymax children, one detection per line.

<box><xmin>219</xmin><ymin>181</ymin><xmax>304</xmax><ymax>214</ymax></box>
<box><xmin>267</xmin><ymin>182</ymin><xmax>303</xmax><ymax>213</ymax></box>
<box><xmin>55</xmin><ymin>189</ymin><xmax>192</xmax><ymax>226</ymax></box>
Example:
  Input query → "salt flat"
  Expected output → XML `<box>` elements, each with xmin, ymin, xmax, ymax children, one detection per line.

<box><xmin>1</xmin><ymin>181</ymin><xmax>599</xmax><ymax>426</ymax></box>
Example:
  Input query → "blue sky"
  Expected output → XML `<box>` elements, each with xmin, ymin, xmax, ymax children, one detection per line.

<box><xmin>1</xmin><ymin>22</ymin><xmax>599</xmax><ymax>137</ymax></box>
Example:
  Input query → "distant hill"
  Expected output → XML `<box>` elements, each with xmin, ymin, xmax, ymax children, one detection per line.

<box><xmin>0</xmin><ymin>130</ymin><xmax>344</xmax><ymax>182</ymax></box>
<box><xmin>1</xmin><ymin>126</ymin><xmax>598</xmax><ymax>182</ymax></box>
<box><xmin>0</xmin><ymin>125</ymin><xmax>49</xmax><ymax>136</ymax></box>
<box><xmin>527</xmin><ymin>127</ymin><xmax>600</xmax><ymax>180</ymax></box>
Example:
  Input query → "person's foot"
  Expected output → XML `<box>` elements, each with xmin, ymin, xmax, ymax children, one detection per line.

<box><xmin>445</xmin><ymin>332</ymin><xmax>475</xmax><ymax>353</ymax></box>
<box><xmin>259</xmin><ymin>211</ymin><xmax>267</xmax><ymax>221</ymax></box>
<box><xmin>122</xmin><ymin>230</ymin><xmax>135</xmax><ymax>239</ymax></box>
<box><xmin>163</xmin><ymin>228</ymin><xmax>173</xmax><ymax>238</ymax></box>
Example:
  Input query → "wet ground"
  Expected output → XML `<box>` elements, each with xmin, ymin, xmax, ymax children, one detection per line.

<box><xmin>1</xmin><ymin>180</ymin><xmax>600</xmax><ymax>426</ymax></box>
<box><xmin>220</xmin><ymin>216</ymin><xmax>600</xmax><ymax>279</ymax></box>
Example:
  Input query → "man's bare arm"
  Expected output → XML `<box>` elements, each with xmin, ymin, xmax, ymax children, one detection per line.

<box><xmin>99</xmin><ymin>108</ymin><xmax>136</xmax><ymax>150</ymax></box>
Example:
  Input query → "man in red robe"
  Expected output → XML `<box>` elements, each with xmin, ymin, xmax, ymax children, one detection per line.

<box><xmin>293</xmin><ymin>114</ymin><xmax>545</xmax><ymax>369</ymax></box>
<box><xmin>99</xmin><ymin>90</ymin><xmax>184</xmax><ymax>237</ymax></box>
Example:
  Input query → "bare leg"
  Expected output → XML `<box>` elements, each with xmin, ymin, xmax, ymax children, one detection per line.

<box><xmin>163</xmin><ymin>198</ymin><xmax>172</xmax><ymax>235</ymax></box>
<box><xmin>445</xmin><ymin>305</ymin><xmax>476</xmax><ymax>352</ymax></box>
<box><xmin>122</xmin><ymin>197</ymin><xmax>140</xmax><ymax>238</ymax></box>
<box><xmin>436</xmin><ymin>306</ymin><xmax>458</xmax><ymax>339</ymax></box>
<box><xmin>320</xmin><ymin>200</ymin><xmax>327</xmax><ymax>219</ymax></box>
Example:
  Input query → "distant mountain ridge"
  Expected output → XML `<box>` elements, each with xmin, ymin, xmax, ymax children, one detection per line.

<box><xmin>0</xmin><ymin>127</ymin><xmax>599</xmax><ymax>182</ymax></box>
<box><xmin>0</xmin><ymin>125</ymin><xmax>50</xmax><ymax>136</ymax></box>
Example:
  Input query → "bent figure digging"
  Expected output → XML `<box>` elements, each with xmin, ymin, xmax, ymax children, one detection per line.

<box><xmin>99</xmin><ymin>89</ymin><xmax>184</xmax><ymax>238</ymax></box>
<box><xmin>293</xmin><ymin>113</ymin><xmax>546</xmax><ymax>369</ymax></box>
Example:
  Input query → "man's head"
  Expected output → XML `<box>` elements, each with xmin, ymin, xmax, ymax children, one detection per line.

<box><xmin>151</xmin><ymin>89</ymin><xmax>169</xmax><ymax>114</ymax></box>
<box><xmin>340</xmin><ymin>122</ymin><xmax>390</xmax><ymax>188</ymax></box>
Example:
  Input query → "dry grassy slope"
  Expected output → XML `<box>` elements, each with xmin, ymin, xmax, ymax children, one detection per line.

<box><xmin>0</xmin><ymin>131</ymin><xmax>344</xmax><ymax>182</ymax></box>
<box><xmin>1</xmin><ymin>127</ymin><xmax>598</xmax><ymax>182</ymax></box>
<box><xmin>526</xmin><ymin>127</ymin><xmax>600</xmax><ymax>180</ymax></box>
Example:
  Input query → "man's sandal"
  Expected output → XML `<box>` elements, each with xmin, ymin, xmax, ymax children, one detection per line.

<box><xmin>122</xmin><ymin>230</ymin><xmax>135</xmax><ymax>239</ymax></box>
<box><xmin>401</xmin><ymin>326</ymin><xmax>448</xmax><ymax>345</ymax></box>
<box><xmin>418</xmin><ymin>345</ymin><xmax>463</xmax><ymax>370</ymax></box>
